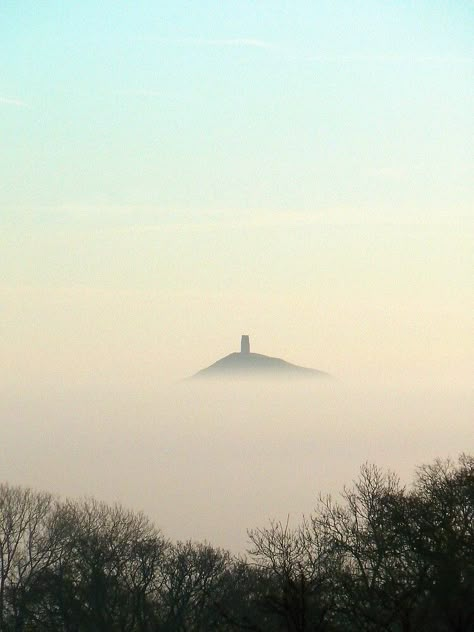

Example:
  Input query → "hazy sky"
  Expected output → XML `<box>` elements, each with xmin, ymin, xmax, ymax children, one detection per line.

<box><xmin>2</xmin><ymin>1</ymin><xmax>473</xmax><ymax>387</ymax></box>
<box><xmin>1</xmin><ymin>2</ymin><xmax>473</xmax><ymax>550</ymax></box>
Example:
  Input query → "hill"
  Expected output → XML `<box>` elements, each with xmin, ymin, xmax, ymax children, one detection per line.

<box><xmin>191</xmin><ymin>336</ymin><xmax>329</xmax><ymax>379</ymax></box>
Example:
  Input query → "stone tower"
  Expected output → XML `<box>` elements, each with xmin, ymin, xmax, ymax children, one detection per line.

<box><xmin>241</xmin><ymin>335</ymin><xmax>250</xmax><ymax>354</ymax></box>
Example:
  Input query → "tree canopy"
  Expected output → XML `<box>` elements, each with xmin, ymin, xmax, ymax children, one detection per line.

<box><xmin>0</xmin><ymin>455</ymin><xmax>472</xmax><ymax>631</ymax></box>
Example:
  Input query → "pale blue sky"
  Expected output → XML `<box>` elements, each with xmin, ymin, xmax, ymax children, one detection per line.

<box><xmin>2</xmin><ymin>1</ymin><xmax>473</xmax><ymax>218</ymax></box>
<box><xmin>1</xmin><ymin>1</ymin><xmax>473</xmax><ymax>383</ymax></box>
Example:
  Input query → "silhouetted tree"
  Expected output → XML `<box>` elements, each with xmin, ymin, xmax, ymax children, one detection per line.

<box><xmin>47</xmin><ymin>498</ymin><xmax>168</xmax><ymax>631</ymax></box>
<box><xmin>397</xmin><ymin>455</ymin><xmax>474</xmax><ymax>631</ymax></box>
<box><xmin>0</xmin><ymin>454</ymin><xmax>471</xmax><ymax>631</ymax></box>
<box><xmin>247</xmin><ymin>518</ymin><xmax>337</xmax><ymax>631</ymax></box>
<box><xmin>0</xmin><ymin>484</ymin><xmax>59</xmax><ymax>632</ymax></box>
<box><xmin>158</xmin><ymin>541</ymin><xmax>232</xmax><ymax>631</ymax></box>
<box><xmin>313</xmin><ymin>456</ymin><xmax>474</xmax><ymax>631</ymax></box>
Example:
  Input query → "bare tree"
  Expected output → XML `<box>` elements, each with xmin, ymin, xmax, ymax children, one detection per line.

<box><xmin>247</xmin><ymin>517</ymin><xmax>336</xmax><ymax>631</ymax></box>
<box><xmin>0</xmin><ymin>454</ymin><xmax>471</xmax><ymax>631</ymax></box>
<box><xmin>48</xmin><ymin>497</ymin><xmax>168</xmax><ymax>631</ymax></box>
<box><xmin>0</xmin><ymin>484</ymin><xmax>59</xmax><ymax>631</ymax></box>
<box><xmin>158</xmin><ymin>540</ymin><xmax>232</xmax><ymax>631</ymax></box>
<box><xmin>408</xmin><ymin>455</ymin><xmax>474</xmax><ymax>631</ymax></box>
<box><xmin>313</xmin><ymin>464</ymin><xmax>429</xmax><ymax>631</ymax></box>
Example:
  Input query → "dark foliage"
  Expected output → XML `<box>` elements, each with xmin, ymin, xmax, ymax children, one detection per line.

<box><xmin>0</xmin><ymin>455</ymin><xmax>472</xmax><ymax>631</ymax></box>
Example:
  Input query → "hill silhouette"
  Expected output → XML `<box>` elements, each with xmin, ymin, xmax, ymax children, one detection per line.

<box><xmin>191</xmin><ymin>336</ymin><xmax>329</xmax><ymax>379</ymax></box>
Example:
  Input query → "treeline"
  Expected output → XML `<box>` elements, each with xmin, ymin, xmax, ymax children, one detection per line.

<box><xmin>0</xmin><ymin>455</ymin><xmax>472</xmax><ymax>631</ymax></box>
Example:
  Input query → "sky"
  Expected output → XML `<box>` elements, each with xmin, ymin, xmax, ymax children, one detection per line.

<box><xmin>0</xmin><ymin>2</ymin><xmax>473</xmax><ymax>548</ymax></box>
<box><xmin>1</xmin><ymin>1</ymin><xmax>473</xmax><ymax>385</ymax></box>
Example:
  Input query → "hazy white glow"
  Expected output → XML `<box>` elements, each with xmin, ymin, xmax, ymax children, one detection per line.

<box><xmin>1</xmin><ymin>380</ymin><xmax>471</xmax><ymax>551</ymax></box>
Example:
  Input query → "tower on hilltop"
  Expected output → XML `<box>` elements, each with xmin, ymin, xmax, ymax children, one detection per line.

<box><xmin>190</xmin><ymin>334</ymin><xmax>329</xmax><ymax>379</ymax></box>
<box><xmin>241</xmin><ymin>335</ymin><xmax>250</xmax><ymax>354</ymax></box>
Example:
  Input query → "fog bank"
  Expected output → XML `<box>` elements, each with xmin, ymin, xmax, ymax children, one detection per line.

<box><xmin>1</xmin><ymin>378</ymin><xmax>471</xmax><ymax>551</ymax></box>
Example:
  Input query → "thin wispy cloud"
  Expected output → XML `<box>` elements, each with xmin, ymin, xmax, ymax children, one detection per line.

<box><xmin>141</xmin><ymin>37</ymin><xmax>473</xmax><ymax>65</ymax></box>
<box><xmin>146</xmin><ymin>36</ymin><xmax>274</xmax><ymax>50</ymax></box>
<box><xmin>0</xmin><ymin>96</ymin><xmax>28</xmax><ymax>107</ymax></box>
<box><xmin>107</xmin><ymin>208</ymin><xmax>464</xmax><ymax>233</ymax></box>
<box><xmin>300</xmin><ymin>52</ymin><xmax>474</xmax><ymax>65</ymax></box>
<box><xmin>117</xmin><ymin>89</ymin><xmax>164</xmax><ymax>98</ymax></box>
<box><xmin>189</xmin><ymin>37</ymin><xmax>273</xmax><ymax>49</ymax></box>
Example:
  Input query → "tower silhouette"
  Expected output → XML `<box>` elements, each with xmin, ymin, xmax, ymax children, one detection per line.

<box><xmin>241</xmin><ymin>335</ymin><xmax>250</xmax><ymax>354</ymax></box>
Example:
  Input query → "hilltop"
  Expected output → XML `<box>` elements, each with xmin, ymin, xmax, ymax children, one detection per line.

<box><xmin>191</xmin><ymin>335</ymin><xmax>329</xmax><ymax>379</ymax></box>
